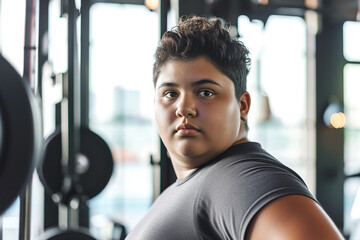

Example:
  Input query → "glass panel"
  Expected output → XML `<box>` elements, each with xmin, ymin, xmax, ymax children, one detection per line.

<box><xmin>343</xmin><ymin>21</ymin><xmax>360</xmax><ymax>62</ymax></box>
<box><xmin>239</xmin><ymin>15</ymin><xmax>313</xmax><ymax>190</ymax></box>
<box><xmin>344</xmin><ymin>178</ymin><xmax>360</xmax><ymax>238</ymax></box>
<box><xmin>259</xmin><ymin>15</ymin><xmax>307</xmax><ymax>126</ymax></box>
<box><xmin>0</xmin><ymin>0</ymin><xmax>26</xmax><ymax>74</ymax></box>
<box><xmin>344</xmin><ymin>62</ymin><xmax>360</xmax><ymax>238</ymax></box>
<box><xmin>88</xmin><ymin>3</ymin><xmax>159</xmax><ymax>236</ymax></box>
<box><xmin>345</xmin><ymin>129</ymin><xmax>360</xmax><ymax>175</ymax></box>
<box><xmin>344</xmin><ymin>64</ymin><xmax>360</xmax><ymax>176</ymax></box>
<box><xmin>344</xmin><ymin>64</ymin><xmax>360</xmax><ymax>129</ymax></box>
<box><xmin>1</xmin><ymin>200</ymin><xmax>19</xmax><ymax>239</ymax></box>
<box><xmin>48</xmin><ymin>0</ymin><xmax>68</xmax><ymax>75</ymax></box>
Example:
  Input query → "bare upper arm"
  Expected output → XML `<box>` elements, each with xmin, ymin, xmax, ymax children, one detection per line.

<box><xmin>246</xmin><ymin>195</ymin><xmax>344</xmax><ymax>240</ymax></box>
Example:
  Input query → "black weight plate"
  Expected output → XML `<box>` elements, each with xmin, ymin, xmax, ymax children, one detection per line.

<box><xmin>0</xmin><ymin>55</ymin><xmax>42</xmax><ymax>214</ymax></box>
<box><xmin>0</xmin><ymin>106</ymin><xmax>4</xmax><ymax>163</ymax></box>
<box><xmin>35</xmin><ymin>227</ymin><xmax>96</xmax><ymax>240</ymax></box>
<box><xmin>38</xmin><ymin>127</ymin><xmax>113</xmax><ymax>200</ymax></box>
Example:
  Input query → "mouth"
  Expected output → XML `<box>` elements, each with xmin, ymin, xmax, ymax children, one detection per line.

<box><xmin>175</xmin><ymin>123</ymin><xmax>200</xmax><ymax>136</ymax></box>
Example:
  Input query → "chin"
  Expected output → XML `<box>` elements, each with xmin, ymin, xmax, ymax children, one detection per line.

<box><xmin>177</xmin><ymin>147</ymin><xmax>203</xmax><ymax>159</ymax></box>
<box><xmin>172</xmin><ymin>142</ymin><xmax>204</xmax><ymax>157</ymax></box>
<box><xmin>178</xmin><ymin>145</ymin><xmax>219</xmax><ymax>162</ymax></box>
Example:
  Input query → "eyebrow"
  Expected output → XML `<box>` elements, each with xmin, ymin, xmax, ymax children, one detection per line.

<box><xmin>157</xmin><ymin>79</ymin><xmax>222</xmax><ymax>89</ymax></box>
<box><xmin>191</xmin><ymin>79</ymin><xmax>222</xmax><ymax>87</ymax></box>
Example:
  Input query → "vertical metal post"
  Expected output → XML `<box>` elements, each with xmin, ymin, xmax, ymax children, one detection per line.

<box><xmin>0</xmin><ymin>214</ymin><xmax>2</xmax><ymax>240</ymax></box>
<box><xmin>65</xmin><ymin>0</ymin><xmax>81</xmax><ymax>191</ymax></box>
<box><xmin>160</xmin><ymin>0</ymin><xmax>169</xmax><ymax>38</ymax></box>
<box><xmin>23</xmin><ymin>0</ymin><xmax>38</xmax><ymax>89</ymax></box>
<box><xmin>20</xmin><ymin>0</ymin><xmax>38</xmax><ymax>239</ymax></box>
<box><xmin>80</xmin><ymin>0</ymin><xmax>90</xmax><ymax>128</ymax></box>
<box><xmin>37</xmin><ymin>0</ymin><xmax>61</xmax><ymax>230</ymax></box>
<box><xmin>19</xmin><ymin>184</ymin><xmax>32</xmax><ymax>240</ymax></box>
<box><xmin>0</xmin><ymin>0</ymin><xmax>2</xmax><ymax>53</ymax></box>
<box><xmin>37</xmin><ymin>0</ymin><xmax>50</xmax><ymax>99</ymax></box>
<box><xmin>316</xmin><ymin>17</ymin><xmax>345</xmax><ymax>231</ymax></box>
<box><xmin>79</xmin><ymin>0</ymin><xmax>92</xmax><ymax>228</ymax></box>
<box><xmin>63</xmin><ymin>0</ymin><xmax>82</xmax><ymax>228</ymax></box>
<box><xmin>305</xmin><ymin>10</ymin><xmax>318</xmax><ymax>194</ymax></box>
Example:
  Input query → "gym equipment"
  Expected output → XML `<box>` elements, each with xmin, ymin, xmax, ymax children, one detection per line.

<box><xmin>38</xmin><ymin>126</ymin><xmax>113</xmax><ymax>203</ymax></box>
<box><xmin>35</xmin><ymin>1</ymin><xmax>114</xmax><ymax>238</ymax></box>
<box><xmin>111</xmin><ymin>220</ymin><xmax>127</xmax><ymax>240</ymax></box>
<box><xmin>0</xmin><ymin>55</ymin><xmax>42</xmax><ymax>215</ymax></box>
<box><xmin>20</xmin><ymin>0</ymin><xmax>41</xmax><ymax>238</ymax></box>
<box><xmin>35</xmin><ymin>226</ymin><xmax>96</xmax><ymax>240</ymax></box>
<box><xmin>0</xmin><ymin>104</ymin><xmax>3</xmax><ymax>161</ymax></box>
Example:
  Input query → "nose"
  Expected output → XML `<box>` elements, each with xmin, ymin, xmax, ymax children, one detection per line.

<box><xmin>175</xmin><ymin>95</ymin><xmax>197</xmax><ymax>118</ymax></box>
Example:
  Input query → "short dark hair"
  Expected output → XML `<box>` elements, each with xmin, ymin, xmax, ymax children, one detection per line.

<box><xmin>153</xmin><ymin>15</ymin><xmax>251</xmax><ymax>100</ymax></box>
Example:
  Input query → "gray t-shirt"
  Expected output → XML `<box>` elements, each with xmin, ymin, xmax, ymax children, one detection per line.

<box><xmin>126</xmin><ymin>142</ymin><xmax>315</xmax><ymax>240</ymax></box>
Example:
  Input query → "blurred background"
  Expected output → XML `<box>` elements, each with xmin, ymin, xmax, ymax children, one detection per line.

<box><xmin>0</xmin><ymin>0</ymin><xmax>359</xmax><ymax>239</ymax></box>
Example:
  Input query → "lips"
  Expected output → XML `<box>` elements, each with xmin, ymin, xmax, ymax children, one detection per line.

<box><xmin>176</xmin><ymin>123</ymin><xmax>199</xmax><ymax>131</ymax></box>
<box><xmin>175</xmin><ymin>123</ymin><xmax>200</xmax><ymax>136</ymax></box>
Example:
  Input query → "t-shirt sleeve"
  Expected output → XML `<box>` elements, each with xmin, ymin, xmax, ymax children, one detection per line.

<box><xmin>194</xmin><ymin>158</ymin><xmax>316</xmax><ymax>240</ymax></box>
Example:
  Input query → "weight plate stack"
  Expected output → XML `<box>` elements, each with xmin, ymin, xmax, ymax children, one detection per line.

<box><xmin>35</xmin><ymin>226</ymin><xmax>96</xmax><ymax>240</ymax></box>
<box><xmin>38</xmin><ymin>127</ymin><xmax>114</xmax><ymax>203</ymax></box>
<box><xmin>0</xmin><ymin>55</ymin><xmax>42</xmax><ymax>214</ymax></box>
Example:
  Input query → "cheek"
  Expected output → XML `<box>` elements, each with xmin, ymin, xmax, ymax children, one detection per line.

<box><xmin>227</xmin><ymin>102</ymin><xmax>241</xmax><ymax>129</ymax></box>
<box><xmin>154</xmin><ymin>104</ymin><xmax>173</xmax><ymax>137</ymax></box>
<box><xmin>206</xmin><ymin>102</ymin><xmax>241</xmax><ymax>135</ymax></box>
<box><xmin>154</xmin><ymin>107</ymin><xmax>164</xmax><ymax>131</ymax></box>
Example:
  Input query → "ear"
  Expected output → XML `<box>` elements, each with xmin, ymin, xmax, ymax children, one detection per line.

<box><xmin>239</xmin><ymin>91</ymin><xmax>251</xmax><ymax>121</ymax></box>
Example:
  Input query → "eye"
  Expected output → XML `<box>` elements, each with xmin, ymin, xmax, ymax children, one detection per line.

<box><xmin>164</xmin><ymin>91</ymin><xmax>178</xmax><ymax>99</ymax></box>
<box><xmin>198</xmin><ymin>89</ymin><xmax>214</xmax><ymax>97</ymax></box>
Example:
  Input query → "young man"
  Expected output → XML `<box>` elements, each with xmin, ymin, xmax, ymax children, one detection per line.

<box><xmin>126</xmin><ymin>15</ymin><xmax>344</xmax><ymax>240</ymax></box>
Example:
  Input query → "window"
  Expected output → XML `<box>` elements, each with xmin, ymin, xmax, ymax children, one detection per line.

<box><xmin>343</xmin><ymin>21</ymin><xmax>360</xmax><ymax>62</ymax></box>
<box><xmin>343</xmin><ymin>20</ymin><xmax>360</xmax><ymax>238</ymax></box>
<box><xmin>88</xmin><ymin>3</ymin><xmax>159</xmax><ymax>235</ymax></box>
<box><xmin>239</xmin><ymin>15</ymin><xmax>314</xmax><ymax>191</ymax></box>
<box><xmin>344</xmin><ymin>64</ymin><xmax>360</xmax><ymax>175</ymax></box>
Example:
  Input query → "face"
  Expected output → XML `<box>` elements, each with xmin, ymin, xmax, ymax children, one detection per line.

<box><xmin>154</xmin><ymin>57</ymin><xmax>248</xmax><ymax>173</ymax></box>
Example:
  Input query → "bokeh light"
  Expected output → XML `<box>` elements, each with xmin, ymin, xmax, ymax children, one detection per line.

<box><xmin>145</xmin><ymin>0</ymin><xmax>159</xmax><ymax>11</ymax></box>
<box><xmin>330</xmin><ymin>112</ymin><xmax>346</xmax><ymax>129</ymax></box>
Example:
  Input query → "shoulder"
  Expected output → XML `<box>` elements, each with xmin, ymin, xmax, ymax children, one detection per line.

<box><xmin>246</xmin><ymin>195</ymin><xmax>344</xmax><ymax>240</ymax></box>
<box><xmin>203</xmin><ymin>142</ymin><xmax>309</xmax><ymax>195</ymax></box>
<box><xmin>199</xmin><ymin>142</ymin><xmax>314</xmax><ymax>210</ymax></box>
<box><xmin>196</xmin><ymin>143</ymin><xmax>323</xmax><ymax>239</ymax></box>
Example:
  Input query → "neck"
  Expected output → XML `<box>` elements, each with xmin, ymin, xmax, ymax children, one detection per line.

<box><xmin>171</xmin><ymin>122</ymin><xmax>249</xmax><ymax>179</ymax></box>
<box><xmin>231</xmin><ymin>136</ymin><xmax>249</xmax><ymax>146</ymax></box>
<box><xmin>171</xmin><ymin>137</ymin><xmax>249</xmax><ymax>179</ymax></box>
<box><xmin>174</xmin><ymin>167</ymin><xmax>197</xmax><ymax>179</ymax></box>
<box><xmin>169</xmin><ymin>153</ymin><xmax>205</xmax><ymax>179</ymax></box>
